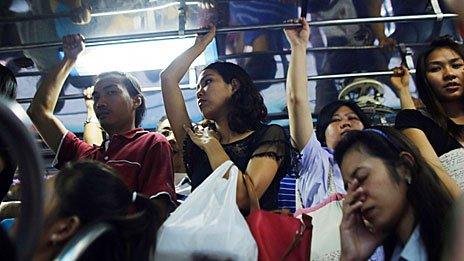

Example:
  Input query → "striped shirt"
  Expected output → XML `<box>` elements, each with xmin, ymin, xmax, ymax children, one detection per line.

<box><xmin>278</xmin><ymin>176</ymin><xmax>296</xmax><ymax>213</ymax></box>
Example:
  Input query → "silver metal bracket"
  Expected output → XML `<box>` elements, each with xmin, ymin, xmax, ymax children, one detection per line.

<box><xmin>430</xmin><ymin>0</ymin><xmax>444</xmax><ymax>21</ymax></box>
<box><xmin>178</xmin><ymin>0</ymin><xmax>186</xmax><ymax>36</ymax></box>
<box><xmin>399</xmin><ymin>43</ymin><xmax>415</xmax><ymax>70</ymax></box>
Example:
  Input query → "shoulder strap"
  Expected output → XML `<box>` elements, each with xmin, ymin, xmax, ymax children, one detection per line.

<box><xmin>327</xmin><ymin>165</ymin><xmax>337</xmax><ymax>195</ymax></box>
<box><xmin>295</xmin><ymin>178</ymin><xmax>303</xmax><ymax>210</ymax></box>
<box><xmin>243</xmin><ymin>173</ymin><xmax>261</xmax><ymax>211</ymax></box>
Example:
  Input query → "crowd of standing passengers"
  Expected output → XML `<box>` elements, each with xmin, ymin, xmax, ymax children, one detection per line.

<box><xmin>0</xmin><ymin>13</ymin><xmax>464</xmax><ymax>260</ymax></box>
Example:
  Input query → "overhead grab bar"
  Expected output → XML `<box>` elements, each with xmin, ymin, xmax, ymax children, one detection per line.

<box><xmin>12</xmin><ymin>41</ymin><xmax>438</xmax><ymax>78</ymax></box>
<box><xmin>0</xmin><ymin>14</ymin><xmax>458</xmax><ymax>54</ymax></box>
<box><xmin>0</xmin><ymin>2</ymin><xmax>200</xmax><ymax>24</ymax></box>
<box><xmin>15</xmin><ymin>69</ymin><xmax>417</xmax><ymax>104</ymax></box>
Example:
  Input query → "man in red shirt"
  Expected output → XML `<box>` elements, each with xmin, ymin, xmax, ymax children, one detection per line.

<box><xmin>28</xmin><ymin>34</ymin><xmax>176</xmax><ymax>218</ymax></box>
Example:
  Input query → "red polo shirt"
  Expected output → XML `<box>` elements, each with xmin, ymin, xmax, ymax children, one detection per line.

<box><xmin>54</xmin><ymin>128</ymin><xmax>176</xmax><ymax>204</ymax></box>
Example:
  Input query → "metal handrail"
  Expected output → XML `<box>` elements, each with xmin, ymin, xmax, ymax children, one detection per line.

<box><xmin>255</xmin><ymin>69</ymin><xmax>417</xmax><ymax>84</ymax></box>
<box><xmin>218</xmin><ymin>42</ymin><xmax>438</xmax><ymax>60</ymax></box>
<box><xmin>0</xmin><ymin>2</ymin><xmax>200</xmax><ymax>24</ymax></box>
<box><xmin>15</xmin><ymin>69</ymin><xmax>416</xmax><ymax>104</ymax></box>
<box><xmin>13</xmin><ymin>41</ymin><xmax>432</xmax><ymax>78</ymax></box>
<box><xmin>0</xmin><ymin>13</ymin><xmax>458</xmax><ymax>53</ymax></box>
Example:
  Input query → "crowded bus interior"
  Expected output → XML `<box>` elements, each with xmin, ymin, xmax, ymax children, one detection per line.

<box><xmin>1</xmin><ymin>0</ymin><xmax>464</xmax><ymax>260</ymax></box>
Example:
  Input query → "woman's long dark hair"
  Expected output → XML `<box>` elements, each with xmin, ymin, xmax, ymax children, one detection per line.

<box><xmin>415</xmin><ymin>36</ymin><xmax>464</xmax><ymax>140</ymax></box>
<box><xmin>334</xmin><ymin>127</ymin><xmax>454</xmax><ymax>260</ymax></box>
<box><xmin>203</xmin><ymin>62</ymin><xmax>268</xmax><ymax>133</ymax></box>
<box><xmin>53</xmin><ymin>160</ymin><xmax>160</xmax><ymax>260</ymax></box>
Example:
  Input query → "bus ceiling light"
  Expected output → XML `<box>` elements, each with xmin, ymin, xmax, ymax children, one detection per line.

<box><xmin>71</xmin><ymin>37</ymin><xmax>216</xmax><ymax>75</ymax></box>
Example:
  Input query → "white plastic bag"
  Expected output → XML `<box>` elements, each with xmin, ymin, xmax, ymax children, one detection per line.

<box><xmin>155</xmin><ymin>160</ymin><xmax>258</xmax><ymax>261</ymax></box>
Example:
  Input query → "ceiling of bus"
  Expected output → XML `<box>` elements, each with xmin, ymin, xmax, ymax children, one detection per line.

<box><xmin>0</xmin><ymin>0</ymin><xmax>462</xmax><ymax>133</ymax></box>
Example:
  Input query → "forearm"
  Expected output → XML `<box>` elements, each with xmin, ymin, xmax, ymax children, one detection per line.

<box><xmin>203</xmin><ymin>139</ymin><xmax>231</xmax><ymax>171</ymax></box>
<box><xmin>203</xmin><ymin>141</ymin><xmax>280</xmax><ymax>211</ymax></box>
<box><xmin>370</xmin><ymin>23</ymin><xmax>387</xmax><ymax>41</ymax></box>
<box><xmin>364</xmin><ymin>0</ymin><xmax>387</xmax><ymax>40</ymax></box>
<box><xmin>203</xmin><ymin>141</ymin><xmax>251</xmax><ymax>210</ymax></box>
<box><xmin>28</xmin><ymin>58</ymin><xmax>76</xmax><ymax>117</ymax></box>
<box><xmin>398</xmin><ymin>89</ymin><xmax>416</xmax><ymax>110</ymax></box>
<box><xmin>83</xmin><ymin>125</ymin><xmax>103</xmax><ymax>145</ymax></box>
<box><xmin>286</xmin><ymin>44</ymin><xmax>313</xmax><ymax>151</ymax></box>
<box><xmin>402</xmin><ymin>129</ymin><xmax>461</xmax><ymax>198</ymax></box>
<box><xmin>83</xmin><ymin>107</ymin><xmax>103</xmax><ymax>145</ymax></box>
<box><xmin>27</xmin><ymin>58</ymin><xmax>75</xmax><ymax>151</ymax></box>
<box><xmin>160</xmin><ymin>45</ymin><xmax>202</xmax><ymax>146</ymax></box>
<box><xmin>422</xmin><ymin>155</ymin><xmax>461</xmax><ymax>199</ymax></box>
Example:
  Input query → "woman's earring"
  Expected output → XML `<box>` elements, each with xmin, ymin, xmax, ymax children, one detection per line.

<box><xmin>49</xmin><ymin>234</ymin><xmax>58</xmax><ymax>246</ymax></box>
<box><xmin>405</xmin><ymin>175</ymin><xmax>412</xmax><ymax>185</ymax></box>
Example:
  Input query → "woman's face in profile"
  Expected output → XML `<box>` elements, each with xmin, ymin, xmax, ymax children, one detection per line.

<box><xmin>196</xmin><ymin>69</ymin><xmax>235</xmax><ymax>120</ymax></box>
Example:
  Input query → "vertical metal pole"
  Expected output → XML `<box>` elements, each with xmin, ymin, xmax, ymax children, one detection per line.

<box><xmin>178</xmin><ymin>0</ymin><xmax>186</xmax><ymax>36</ymax></box>
<box><xmin>429</xmin><ymin>0</ymin><xmax>445</xmax><ymax>40</ymax></box>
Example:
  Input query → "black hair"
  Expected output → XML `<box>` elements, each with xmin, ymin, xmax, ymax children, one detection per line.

<box><xmin>442</xmin><ymin>195</ymin><xmax>464</xmax><ymax>261</ymax></box>
<box><xmin>334</xmin><ymin>126</ymin><xmax>454</xmax><ymax>260</ymax></box>
<box><xmin>0</xmin><ymin>64</ymin><xmax>17</xmax><ymax>100</ymax></box>
<box><xmin>203</xmin><ymin>62</ymin><xmax>268</xmax><ymax>133</ymax></box>
<box><xmin>156</xmin><ymin>115</ymin><xmax>168</xmax><ymax>131</ymax></box>
<box><xmin>52</xmin><ymin>160</ymin><xmax>160</xmax><ymax>260</ymax></box>
<box><xmin>316</xmin><ymin>100</ymin><xmax>370</xmax><ymax>146</ymax></box>
<box><xmin>415</xmin><ymin>36</ymin><xmax>464</xmax><ymax>139</ymax></box>
<box><xmin>95</xmin><ymin>72</ymin><xmax>146</xmax><ymax>127</ymax></box>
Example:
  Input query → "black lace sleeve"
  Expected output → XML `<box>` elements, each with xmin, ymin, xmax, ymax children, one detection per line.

<box><xmin>251</xmin><ymin>125</ymin><xmax>301</xmax><ymax>177</ymax></box>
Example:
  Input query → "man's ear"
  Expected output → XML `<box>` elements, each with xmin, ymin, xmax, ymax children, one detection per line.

<box><xmin>132</xmin><ymin>95</ymin><xmax>142</xmax><ymax>109</ymax></box>
<box><xmin>48</xmin><ymin>216</ymin><xmax>81</xmax><ymax>245</ymax></box>
<box><xmin>230</xmin><ymin>79</ymin><xmax>240</xmax><ymax>93</ymax></box>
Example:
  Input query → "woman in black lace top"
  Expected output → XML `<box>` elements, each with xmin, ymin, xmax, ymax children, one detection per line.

<box><xmin>160</xmin><ymin>26</ymin><xmax>295</xmax><ymax>211</ymax></box>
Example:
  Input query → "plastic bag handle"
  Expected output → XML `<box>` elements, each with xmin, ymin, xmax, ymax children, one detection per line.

<box><xmin>222</xmin><ymin>162</ymin><xmax>240</xmax><ymax>207</ymax></box>
<box><xmin>242</xmin><ymin>173</ymin><xmax>261</xmax><ymax>211</ymax></box>
<box><xmin>221</xmin><ymin>164</ymin><xmax>235</xmax><ymax>180</ymax></box>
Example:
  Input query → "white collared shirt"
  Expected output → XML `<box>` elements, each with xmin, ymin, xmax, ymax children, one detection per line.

<box><xmin>391</xmin><ymin>226</ymin><xmax>428</xmax><ymax>261</ymax></box>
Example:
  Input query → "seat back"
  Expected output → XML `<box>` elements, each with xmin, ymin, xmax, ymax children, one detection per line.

<box><xmin>54</xmin><ymin>222</ymin><xmax>115</xmax><ymax>261</ymax></box>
